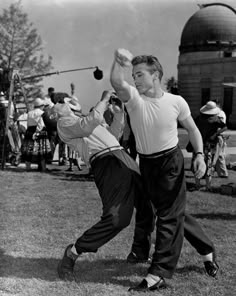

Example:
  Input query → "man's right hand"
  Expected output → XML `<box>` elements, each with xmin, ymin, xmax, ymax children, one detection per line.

<box><xmin>100</xmin><ymin>90</ymin><xmax>114</xmax><ymax>103</ymax></box>
<box><xmin>115</xmin><ymin>48</ymin><xmax>133</xmax><ymax>67</ymax></box>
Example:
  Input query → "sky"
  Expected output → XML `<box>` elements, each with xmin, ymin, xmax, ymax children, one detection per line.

<box><xmin>1</xmin><ymin>0</ymin><xmax>235</xmax><ymax>111</ymax></box>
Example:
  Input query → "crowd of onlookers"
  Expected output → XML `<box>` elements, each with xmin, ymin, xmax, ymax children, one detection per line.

<box><xmin>18</xmin><ymin>87</ymin><xmax>86</xmax><ymax>172</ymax></box>
<box><xmin>0</xmin><ymin>88</ymin><xmax>84</xmax><ymax>172</ymax></box>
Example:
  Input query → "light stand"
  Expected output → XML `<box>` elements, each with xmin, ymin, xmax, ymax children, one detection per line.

<box><xmin>22</xmin><ymin>66</ymin><xmax>103</xmax><ymax>81</ymax></box>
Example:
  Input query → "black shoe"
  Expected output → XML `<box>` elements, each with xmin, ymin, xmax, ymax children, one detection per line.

<box><xmin>128</xmin><ymin>278</ymin><xmax>166</xmax><ymax>292</ymax></box>
<box><xmin>204</xmin><ymin>260</ymin><xmax>219</xmax><ymax>277</ymax></box>
<box><xmin>66</xmin><ymin>167</ymin><xmax>73</xmax><ymax>172</ymax></box>
<box><xmin>57</xmin><ymin>244</ymin><xmax>77</xmax><ymax>281</ymax></box>
<box><xmin>127</xmin><ymin>252</ymin><xmax>151</xmax><ymax>264</ymax></box>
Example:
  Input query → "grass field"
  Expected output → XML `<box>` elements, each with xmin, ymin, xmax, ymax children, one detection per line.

<box><xmin>0</xmin><ymin>161</ymin><xmax>236</xmax><ymax>296</ymax></box>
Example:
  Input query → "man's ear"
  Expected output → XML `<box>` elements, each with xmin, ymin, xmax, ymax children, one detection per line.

<box><xmin>153</xmin><ymin>71</ymin><xmax>159</xmax><ymax>81</ymax></box>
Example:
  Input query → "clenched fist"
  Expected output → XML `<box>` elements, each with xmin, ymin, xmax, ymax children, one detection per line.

<box><xmin>115</xmin><ymin>48</ymin><xmax>133</xmax><ymax>67</ymax></box>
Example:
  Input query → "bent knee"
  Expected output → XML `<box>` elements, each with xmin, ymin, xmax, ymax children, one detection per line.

<box><xmin>111</xmin><ymin>214</ymin><xmax>132</xmax><ymax>230</ymax></box>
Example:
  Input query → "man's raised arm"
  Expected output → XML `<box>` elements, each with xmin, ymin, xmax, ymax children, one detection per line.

<box><xmin>110</xmin><ymin>48</ymin><xmax>133</xmax><ymax>103</ymax></box>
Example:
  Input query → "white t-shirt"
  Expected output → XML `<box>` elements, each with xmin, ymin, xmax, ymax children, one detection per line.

<box><xmin>27</xmin><ymin>108</ymin><xmax>45</xmax><ymax>131</ymax></box>
<box><xmin>125</xmin><ymin>86</ymin><xmax>191</xmax><ymax>154</ymax></box>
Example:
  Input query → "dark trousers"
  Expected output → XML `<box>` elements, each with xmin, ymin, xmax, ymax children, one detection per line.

<box><xmin>139</xmin><ymin>147</ymin><xmax>186</xmax><ymax>278</ymax></box>
<box><xmin>138</xmin><ymin>147</ymin><xmax>214</xmax><ymax>278</ymax></box>
<box><xmin>184</xmin><ymin>214</ymin><xmax>214</xmax><ymax>256</ymax></box>
<box><xmin>131</xmin><ymin>212</ymin><xmax>214</xmax><ymax>260</ymax></box>
<box><xmin>75</xmin><ymin>149</ymin><xmax>154</xmax><ymax>254</ymax></box>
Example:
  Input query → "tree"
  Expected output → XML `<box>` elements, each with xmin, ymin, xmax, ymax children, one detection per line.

<box><xmin>165</xmin><ymin>76</ymin><xmax>178</xmax><ymax>94</ymax></box>
<box><xmin>0</xmin><ymin>1</ymin><xmax>53</xmax><ymax>98</ymax></box>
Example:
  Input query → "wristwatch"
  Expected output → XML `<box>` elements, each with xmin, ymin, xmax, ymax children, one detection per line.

<box><xmin>195</xmin><ymin>152</ymin><xmax>204</xmax><ymax>156</ymax></box>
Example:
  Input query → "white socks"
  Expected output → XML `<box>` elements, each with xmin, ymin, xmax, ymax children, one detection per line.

<box><xmin>202</xmin><ymin>252</ymin><xmax>213</xmax><ymax>262</ymax></box>
<box><xmin>145</xmin><ymin>273</ymin><xmax>161</xmax><ymax>287</ymax></box>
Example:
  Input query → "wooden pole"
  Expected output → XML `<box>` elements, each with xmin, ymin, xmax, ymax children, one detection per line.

<box><xmin>16</xmin><ymin>74</ymin><xmax>30</xmax><ymax>112</ymax></box>
<box><xmin>1</xmin><ymin>70</ymin><xmax>16</xmax><ymax>170</ymax></box>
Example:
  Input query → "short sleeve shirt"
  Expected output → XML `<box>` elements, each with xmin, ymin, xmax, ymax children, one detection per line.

<box><xmin>125</xmin><ymin>86</ymin><xmax>191</xmax><ymax>154</ymax></box>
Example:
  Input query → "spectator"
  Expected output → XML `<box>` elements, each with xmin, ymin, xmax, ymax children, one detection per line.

<box><xmin>214</xmin><ymin>102</ymin><xmax>228</xmax><ymax>178</ymax></box>
<box><xmin>21</xmin><ymin>98</ymin><xmax>52</xmax><ymax>172</ymax></box>
<box><xmin>188</xmin><ymin>101</ymin><xmax>227</xmax><ymax>190</ymax></box>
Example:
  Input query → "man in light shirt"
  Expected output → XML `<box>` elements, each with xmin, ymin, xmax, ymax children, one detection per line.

<box><xmin>215</xmin><ymin>103</ymin><xmax>228</xmax><ymax>178</ymax></box>
<box><xmin>53</xmin><ymin>90</ymin><xmax>154</xmax><ymax>281</ymax></box>
<box><xmin>110</xmin><ymin>49</ymin><xmax>218</xmax><ymax>291</ymax></box>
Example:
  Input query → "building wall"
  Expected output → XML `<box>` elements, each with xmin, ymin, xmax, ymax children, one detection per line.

<box><xmin>178</xmin><ymin>52</ymin><xmax>236</xmax><ymax>128</ymax></box>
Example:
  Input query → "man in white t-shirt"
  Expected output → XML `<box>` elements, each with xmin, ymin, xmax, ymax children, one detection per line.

<box><xmin>110</xmin><ymin>49</ymin><xmax>218</xmax><ymax>291</ymax></box>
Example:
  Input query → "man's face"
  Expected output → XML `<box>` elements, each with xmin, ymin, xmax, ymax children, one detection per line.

<box><xmin>207</xmin><ymin>115</ymin><xmax>218</xmax><ymax>123</ymax></box>
<box><xmin>132</xmin><ymin>63</ymin><xmax>156</xmax><ymax>95</ymax></box>
<box><xmin>50</xmin><ymin>103</ymin><xmax>72</xmax><ymax>120</ymax></box>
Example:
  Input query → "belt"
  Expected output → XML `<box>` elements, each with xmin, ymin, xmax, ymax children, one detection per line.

<box><xmin>89</xmin><ymin>146</ymin><xmax>124</xmax><ymax>164</ymax></box>
<box><xmin>138</xmin><ymin>146</ymin><xmax>178</xmax><ymax>159</ymax></box>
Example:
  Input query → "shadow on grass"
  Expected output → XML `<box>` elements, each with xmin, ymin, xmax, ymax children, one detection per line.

<box><xmin>56</xmin><ymin>173</ymin><xmax>94</xmax><ymax>182</ymax></box>
<box><xmin>2</xmin><ymin>166</ymin><xmax>95</xmax><ymax>181</ymax></box>
<box><xmin>176</xmin><ymin>265</ymin><xmax>204</xmax><ymax>275</ymax></box>
<box><xmin>0</xmin><ymin>249</ymin><xmax>147</xmax><ymax>286</ymax></box>
<box><xmin>2</xmin><ymin>166</ymin><xmax>62</xmax><ymax>174</ymax></box>
<box><xmin>186</xmin><ymin>181</ymin><xmax>222</xmax><ymax>194</ymax></box>
<box><xmin>0</xmin><ymin>248</ymin><xmax>214</xmax><ymax>287</ymax></box>
<box><xmin>191</xmin><ymin>212</ymin><xmax>236</xmax><ymax>220</ymax></box>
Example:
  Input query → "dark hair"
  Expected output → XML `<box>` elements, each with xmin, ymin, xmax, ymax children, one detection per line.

<box><xmin>131</xmin><ymin>55</ymin><xmax>163</xmax><ymax>80</ymax></box>
<box><xmin>48</xmin><ymin>87</ymin><xmax>55</xmax><ymax>93</ymax></box>
<box><xmin>51</xmin><ymin>92</ymin><xmax>69</xmax><ymax>104</ymax></box>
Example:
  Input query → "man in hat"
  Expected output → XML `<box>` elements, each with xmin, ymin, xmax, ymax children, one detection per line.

<box><xmin>54</xmin><ymin>90</ymin><xmax>154</xmax><ymax>281</ymax></box>
<box><xmin>63</xmin><ymin>97</ymin><xmax>83</xmax><ymax>171</ymax></box>
<box><xmin>193</xmin><ymin>101</ymin><xmax>227</xmax><ymax>189</ymax></box>
<box><xmin>41</xmin><ymin>97</ymin><xmax>57</xmax><ymax>163</ymax></box>
<box><xmin>213</xmin><ymin>101</ymin><xmax>228</xmax><ymax>178</ymax></box>
<box><xmin>110</xmin><ymin>49</ymin><xmax>218</xmax><ymax>291</ymax></box>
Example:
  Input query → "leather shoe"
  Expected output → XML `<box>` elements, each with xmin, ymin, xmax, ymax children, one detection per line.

<box><xmin>204</xmin><ymin>260</ymin><xmax>219</xmax><ymax>277</ymax></box>
<box><xmin>127</xmin><ymin>252</ymin><xmax>151</xmax><ymax>264</ymax></box>
<box><xmin>57</xmin><ymin>244</ymin><xmax>77</xmax><ymax>281</ymax></box>
<box><xmin>129</xmin><ymin>278</ymin><xmax>166</xmax><ymax>292</ymax></box>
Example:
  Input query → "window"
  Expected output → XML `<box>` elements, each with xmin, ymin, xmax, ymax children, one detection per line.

<box><xmin>224</xmin><ymin>52</ymin><xmax>232</xmax><ymax>58</ymax></box>
<box><xmin>201</xmin><ymin>88</ymin><xmax>211</xmax><ymax>106</ymax></box>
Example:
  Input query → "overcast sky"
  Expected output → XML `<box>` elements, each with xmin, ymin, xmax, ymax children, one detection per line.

<box><xmin>1</xmin><ymin>0</ymin><xmax>235</xmax><ymax>111</ymax></box>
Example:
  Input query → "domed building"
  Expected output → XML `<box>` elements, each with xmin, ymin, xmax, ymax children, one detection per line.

<box><xmin>178</xmin><ymin>3</ymin><xmax>236</xmax><ymax>128</ymax></box>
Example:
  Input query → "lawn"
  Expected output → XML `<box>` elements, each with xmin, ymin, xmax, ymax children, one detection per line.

<box><xmin>0</xmin><ymin>161</ymin><xmax>236</xmax><ymax>296</ymax></box>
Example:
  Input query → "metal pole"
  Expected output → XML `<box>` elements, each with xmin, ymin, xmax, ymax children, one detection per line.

<box><xmin>21</xmin><ymin>66</ymin><xmax>97</xmax><ymax>80</ymax></box>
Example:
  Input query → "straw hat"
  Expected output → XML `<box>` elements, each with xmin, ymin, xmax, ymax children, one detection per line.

<box><xmin>200</xmin><ymin>101</ymin><xmax>221</xmax><ymax>115</ymax></box>
<box><xmin>64</xmin><ymin>97</ymin><xmax>82</xmax><ymax>112</ymax></box>
<box><xmin>34</xmin><ymin>98</ymin><xmax>45</xmax><ymax>108</ymax></box>
<box><xmin>44</xmin><ymin>97</ymin><xmax>54</xmax><ymax>108</ymax></box>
